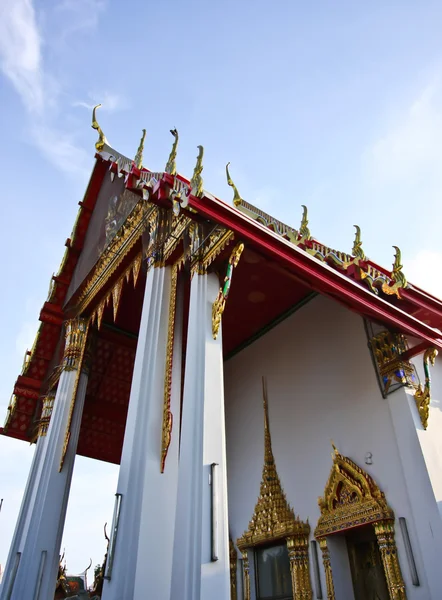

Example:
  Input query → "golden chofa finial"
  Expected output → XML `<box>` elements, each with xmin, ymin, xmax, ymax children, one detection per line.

<box><xmin>352</xmin><ymin>225</ymin><xmax>366</xmax><ymax>263</ymax></box>
<box><xmin>226</xmin><ymin>162</ymin><xmax>242</xmax><ymax>207</ymax></box>
<box><xmin>190</xmin><ymin>145</ymin><xmax>204</xmax><ymax>198</ymax></box>
<box><xmin>382</xmin><ymin>245</ymin><xmax>408</xmax><ymax>298</ymax></box>
<box><xmin>134</xmin><ymin>129</ymin><xmax>146</xmax><ymax>169</ymax></box>
<box><xmin>91</xmin><ymin>104</ymin><xmax>108</xmax><ymax>152</ymax></box>
<box><xmin>165</xmin><ymin>128</ymin><xmax>179</xmax><ymax>175</ymax></box>
<box><xmin>299</xmin><ymin>205</ymin><xmax>311</xmax><ymax>241</ymax></box>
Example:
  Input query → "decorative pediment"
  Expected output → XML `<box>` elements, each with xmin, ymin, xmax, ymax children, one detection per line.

<box><xmin>314</xmin><ymin>444</ymin><xmax>394</xmax><ymax>538</ymax></box>
<box><xmin>237</xmin><ymin>378</ymin><xmax>309</xmax><ymax>550</ymax></box>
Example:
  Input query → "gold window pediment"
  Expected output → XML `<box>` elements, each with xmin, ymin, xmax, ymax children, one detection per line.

<box><xmin>315</xmin><ymin>445</ymin><xmax>394</xmax><ymax>538</ymax></box>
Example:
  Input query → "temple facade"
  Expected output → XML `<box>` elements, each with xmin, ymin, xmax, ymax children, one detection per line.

<box><xmin>2</xmin><ymin>109</ymin><xmax>442</xmax><ymax>600</ymax></box>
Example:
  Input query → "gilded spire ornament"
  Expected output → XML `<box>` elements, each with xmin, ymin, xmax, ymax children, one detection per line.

<box><xmin>237</xmin><ymin>377</ymin><xmax>309</xmax><ymax>549</ymax></box>
<box><xmin>91</xmin><ymin>104</ymin><xmax>109</xmax><ymax>152</ymax></box>
<box><xmin>165</xmin><ymin>128</ymin><xmax>179</xmax><ymax>175</ymax></box>
<box><xmin>190</xmin><ymin>145</ymin><xmax>204</xmax><ymax>198</ymax></box>
<box><xmin>134</xmin><ymin>129</ymin><xmax>146</xmax><ymax>169</ymax></box>
<box><xmin>352</xmin><ymin>225</ymin><xmax>366</xmax><ymax>263</ymax></box>
<box><xmin>382</xmin><ymin>246</ymin><xmax>408</xmax><ymax>298</ymax></box>
<box><xmin>226</xmin><ymin>162</ymin><xmax>242</xmax><ymax>207</ymax></box>
<box><xmin>299</xmin><ymin>205</ymin><xmax>311</xmax><ymax>242</ymax></box>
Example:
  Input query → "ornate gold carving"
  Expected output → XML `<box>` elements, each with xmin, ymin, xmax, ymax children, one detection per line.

<box><xmin>352</xmin><ymin>225</ymin><xmax>366</xmax><ymax>264</ymax></box>
<box><xmin>370</xmin><ymin>330</ymin><xmax>415</xmax><ymax>395</ymax></box>
<box><xmin>414</xmin><ymin>348</ymin><xmax>438</xmax><ymax>429</ymax></box>
<box><xmin>63</xmin><ymin>318</ymin><xmax>89</xmax><ymax>371</ymax></box>
<box><xmin>318</xmin><ymin>538</ymin><xmax>335</xmax><ymax>600</ymax></box>
<box><xmin>132</xmin><ymin>252</ymin><xmax>142</xmax><ymax>286</ymax></box>
<box><xmin>237</xmin><ymin>378</ymin><xmax>311</xmax><ymax>548</ymax></box>
<box><xmin>241</xmin><ymin>550</ymin><xmax>251</xmax><ymax>600</ymax></box>
<box><xmin>237</xmin><ymin>378</ymin><xmax>312</xmax><ymax>599</ymax></box>
<box><xmin>382</xmin><ymin>246</ymin><xmax>408</xmax><ymax>299</ymax></box>
<box><xmin>165</xmin><ymin>128</ymin><xmax>179</xmax><ymax>175</ymax></box>
<box><xmin>59</xmin><ymin>318</ymin><xmax>90</xmax><ymax>471</ymax></box>
<box><xmin>374</xmin><ymin>521</ymin><xmax>407</xmax><ymax>599</ymax></box>
<box><xmin>112</xmin><ymin>277</ymin><xmax>124</xmax><ymax>321</ymax></box>
<box><xmin>92</xmin><ymin>104</ymin><xmax>108</xmax><ymax>152</ymax></box>
<box><xmin>75</xmin><ymin>200</ymin><xmax>153</xmax><ymax>314</ymax></box>
<box><xmin>287</xmin><ymin>535</ymin><xmax>312</xmax><ymax>600</ymax></box>
<box><xmin>190</xmin><ymin>145</ymin><xmax>204</xmax><ymax>198</ymax></box>
<box><xmin>161</xmin><ymin>263</ymin><xmax>178</xmax><ymax>473</ymax></box>
<box><xmin>212</xmin><ymin>242</ymin><xmax>244</xmax><ymax>339</ymax></box>
<box><xmin>38</xmin><ymin>392</ymin><xmax>56</xmax><ymax>437</ymax></box>
<box><xmin>315</xmin><ymin>444</ymin><xmax>394</xmax><ymax>538</ymax></box>
<box><xmin>226</xmin><ymin>162</ymin><xmax>242</xmax><ymax>207</ymax></box>
<box><xmin>134</xmin><ymin>129</ymin><xmax>146</xmax><ymax>169</ymax></box>
<box><xmin>229</xmin><ymin>539</ymin><xmax>238</xmax><ymax>600</ymax></box>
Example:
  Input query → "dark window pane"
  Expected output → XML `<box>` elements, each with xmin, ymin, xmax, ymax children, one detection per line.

<box><xmin>256</xmin><ymin>543</ymin><xmax>292</xmax><ymax>599</ymax></box>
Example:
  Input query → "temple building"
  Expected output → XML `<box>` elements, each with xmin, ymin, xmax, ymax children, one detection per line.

<box><xmin>2</xmin><ymin>107</ymin><xmax>442</xmax><ymax>600</ymax></box>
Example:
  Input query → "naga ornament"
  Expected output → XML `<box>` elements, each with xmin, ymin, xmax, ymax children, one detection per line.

<box><xmin>92</xmin><ymin>104</ymin><xmax>109</xmax><ymax>152</ymax></box>
<box><xmin>414</xmin><ymin>348</ymin><xmax>438</xmax><ymax>429</ymax></box>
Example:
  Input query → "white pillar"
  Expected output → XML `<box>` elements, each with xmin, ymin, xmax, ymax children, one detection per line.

<box><xmin>170</xmin><ymin>272</ymin><xmax>230</xmax><ymax>600</ymax></box>
<box><xmin>388</xmin><ymin>387</ymin><xmax>442</xmax><ymax>598</ymax></box>
<box><xmin>102</xmin><ymin>264</ymin><xmax>182</xmax><ymax>600</ymax></box>
<box><xmin>1</xmin><ymin>319</ymin><xmax>89</xmax><ymax>600</ymax></box>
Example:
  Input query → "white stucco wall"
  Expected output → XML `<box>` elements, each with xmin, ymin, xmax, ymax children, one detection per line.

<box><xmin>225</xmin><ymin>294</ymin><xmax>435</xmax><ymax>599</ymax></box>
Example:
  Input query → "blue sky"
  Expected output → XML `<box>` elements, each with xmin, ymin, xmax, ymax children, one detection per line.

<box><xmin>2</xmin><ymin>0</ymin><xmax>442</xmax><ymax>576</ymax></box>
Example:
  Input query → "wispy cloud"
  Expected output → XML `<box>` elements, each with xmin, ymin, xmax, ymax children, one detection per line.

<box><xmin>365</xmin><ymin>79</ymin><xmax>442</xmax><ymax>186</ymax></box>
<box><xmin>72</xmin><ymin>90</ymin><xmax>128</xmax><ymax>113</ymax></box>
<box><xmin>55</xmin><ymin>0</ymin><xmax>106</xmax><ymax>37</ymax></box>
<box><xmin>0</xmin><ymin>0</ymin><xmax>44</xmax><ymax>114</ymax></box>
<box><xmin>0</xmin><ymin>1</ymin><xmax>112</xmax><ymax>179</ymax></box>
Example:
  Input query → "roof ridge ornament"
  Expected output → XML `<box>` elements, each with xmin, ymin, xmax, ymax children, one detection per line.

<box><xmin>299</xmin><ymin>205</ymin><xmax>311</xmax><ymax>242</ymax></box>
<box><xmin>226</xmin><ymin>162</ymin><xmax>242</xmax><ymax>207</ymax></box>
<box><xmin>165</xmin><ymin>128</ymin><xmax>179</xmax><ymax>175</ymax></box>
<box><xmin>92</xmin><ymin>104</ymin><xmax>109</xmax><ymax>152</ymax></box>
<box><xmin>190</xmin><ymin>145</ymin><xmax>204</xmax><ymax>198</ymax></box>
<box><xmin>381</xmin><ymin>245</ymin><xmax>408</xmax><ymax>298</ymax></box>
<box><xmin>134</xmin><ymin>129</ymin><xmax>146</xmax><ymax>169</ymax></box>
<box><xmin>352</xmin><ymin>225</ymin><xmax>366</xmax><ymax>264</ymax></box>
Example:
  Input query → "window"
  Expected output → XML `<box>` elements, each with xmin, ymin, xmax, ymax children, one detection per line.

<box><xmin>255</xmin><ymin>543</ymin><xmax>292</xmax><ymax>600</ymax></box>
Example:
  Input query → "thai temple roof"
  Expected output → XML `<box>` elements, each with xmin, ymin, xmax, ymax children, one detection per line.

<box><xmin>3</xmin><ymin>106</ymin><xmax>442</xmax><ymax>456</ymax></box>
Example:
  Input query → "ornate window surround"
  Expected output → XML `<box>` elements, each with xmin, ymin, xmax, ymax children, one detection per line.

<box><xmin>314</xmin><ymin>445</ymin><xmax>407</xmax><ymax>600</ymax></box>
<box><xmin>236</xmin><ymin>378</ymin><xmax>312</xmax><ymax>600</ymax></box>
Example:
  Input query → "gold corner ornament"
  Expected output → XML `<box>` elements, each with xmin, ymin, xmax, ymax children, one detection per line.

<box><xmin>165</xmin><ymin>128</ymin><xmax>179</xmax><ymax>175</ymax></box>
<box><xmin>226</xmin><ymin>162</ymin><xmax>242</xmax><ymax>207</ymax></box>
<box><xmin>382</xmin><ymin>246</ymin><xmax>408</xmax><ymax>298</ymax></box>
<box><xmin>190</xmin><ymin>145</ymin><xmax>204</xmax><ymax>198</ymax></box>
<box><xmin>352</xmin><ymin>225</ymin><xmax>366</xmax><ymax>264</ymax></box>
<box><xmin>237</xmin><ymin>377</ymin><xmax>312</xmax><ymax>600</ymax></box>
<box><xmin>212</xmin><ymin>242</ymin><xmax>244</xmax><ymax>339</ymax></box>
<box><xmin>414</xmin><ymin>347</ymin><xmax>438</xmax><ymax>429</ymax></box>
<box><xmin>38</xmin><ymin>392</ymin><xmax>56</xmax><ymax>437</ymax></box>
<box><xmin>160</xmin><ymin>263</ymin><xmax>178</xmax><ymax>473</ymax></box>
<box><xmin>92</xmin><ymin>104</ymin><xmax>108</xmax><ymax>152</ymax></box>
<box><xmin>134</xmin><ymin>129</ymin><xmax>146</xmax><ymax>169</ymax></box>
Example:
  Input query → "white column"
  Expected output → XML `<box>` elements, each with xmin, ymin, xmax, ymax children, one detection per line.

<box><xmin>388</xmin><ymin>387</ymin><xmax>442</xmax><ymax>598</ymax></box>
<box><xmin>170</xmin><ymin>272</ymin><xmax>230</xmax><ymax>600</ymax></box>
<box><xmin>102</xmin><ymin>264</ymin><xmax>182</xmax><ymax>600</ymax></box>
<box><xmin>1</xmin><ymin>319</ymin><xmax>89</xmax><ymax>600</ymax></box>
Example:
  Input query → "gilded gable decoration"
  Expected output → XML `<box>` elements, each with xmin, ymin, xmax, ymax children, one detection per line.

<box><xmin>237</xmin><ymin>377</ymin><xmax>312</xmax><ymax>600</ymax></box>
<box><xmin>315</xmin><ymin>445</ymin><xmax>406</xmax><ymax>600</ymax></box>
<box><xmin>315</xmin><ymin>444</ymin><xmax>393</xmax><ymax>538</ymax></box>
